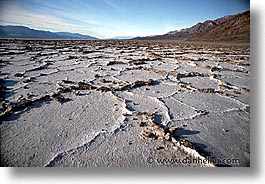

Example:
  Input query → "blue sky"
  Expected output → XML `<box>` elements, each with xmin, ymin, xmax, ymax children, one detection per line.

<box><xmin>0</xmin><ymin>0</ymin><xmax>250</xmax><ymax>38</ymax></box>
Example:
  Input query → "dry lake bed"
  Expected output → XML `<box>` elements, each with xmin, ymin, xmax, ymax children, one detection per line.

<box><xmin>0</xmin><ymin>40</ymin><xmax>250</xmax><ymax>167</ymax></box>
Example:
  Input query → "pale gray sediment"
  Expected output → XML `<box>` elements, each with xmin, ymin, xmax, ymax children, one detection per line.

<box><xmin>0</xmin><ymin>40</ymin><xmax>250</xmax><ymax>167</ymax></box>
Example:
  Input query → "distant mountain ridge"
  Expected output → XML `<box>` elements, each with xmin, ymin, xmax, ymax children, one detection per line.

<box><xmin>134</xmin><ymin>11</ymin><xmax>250</xmax><ymax>42</ymax></box>
<box><xmin>109</xmin><ymin>36</ymin><xmax>134</xmax><ymax>40</ymax></box>
<box><xmin>0</xmin><ymin>25</ymin><xmax>98</xmax><ymax>40</ymax></box>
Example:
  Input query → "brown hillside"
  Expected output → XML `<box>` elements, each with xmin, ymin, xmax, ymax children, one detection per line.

<box><xmin>190</xmin><ymin>11</ymin><xmax>250</xmax><ymax>42</ymax></box>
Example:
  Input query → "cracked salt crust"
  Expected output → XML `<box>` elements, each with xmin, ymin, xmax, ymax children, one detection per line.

<box><xmin>1</xmin><ymin>91</ymin><xmax>127</xmax><ymax>166</ymax></box>
<box><xmin>0</xmin><ymin>40</ymin><xmax>250</xmax><ymax>167</ymax></box>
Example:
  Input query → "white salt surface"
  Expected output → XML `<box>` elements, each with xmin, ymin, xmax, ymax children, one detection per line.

<box><xmin>0</xmin><ymin>40</ymin><xmax>250</xmax><ymax>167</ymax></box>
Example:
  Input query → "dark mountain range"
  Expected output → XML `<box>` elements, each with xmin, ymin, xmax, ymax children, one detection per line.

<box><xmin>134</xmin><ymin>11</ymin><xmax>250</xmax><ymax>42</ymax></box>
<box><xmin>0</xmin><ymin>25</ymin><xmax>98</xmax><ymax>40</ymax></box>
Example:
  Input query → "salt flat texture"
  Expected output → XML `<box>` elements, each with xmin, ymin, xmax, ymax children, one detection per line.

<box><xmin>0</xmin><ymin>40</ymin><xmax>250</xmax><ymax>167</ymax></box>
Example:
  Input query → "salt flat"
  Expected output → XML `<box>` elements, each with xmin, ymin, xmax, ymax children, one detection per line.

<box><xmin>0</xmin><ymin>40</ymin><xmax>250</xmax><ymax>167</ymax></box>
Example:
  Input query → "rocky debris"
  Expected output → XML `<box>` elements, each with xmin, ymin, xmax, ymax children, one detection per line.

<box><xmin>107</xmin><ymin>61</ymin><xmax>127</xmax><ymax>66</ymax></box>
<box><xmin>0</xmin><ymin>79</ymin><xmax>6</xmax><ymax>101</ymax></box>
<box><xmin>137</xmin><ymin>111</ymin><xmax>211</xmax><ymax>158</ymax></box>
<box><xmin>182</xmin><ymin>140</ymin><xmax>193</xmax><ymax>148</ymax></box>
<box><xmin>0</xmin><ymin>95</ymin><xmax>51</xmax><ymax>119</ymax></box>
<box><xmin>23</xmin><ymin>77</ymin><xmax>34</xmax><ymax>83</ymax></box>
<box><xmin>164</xmin><ymin>132</ymin><xmax>171</xmax><ymax>141</ymax></box>
<box><xmin>194</xmin><ymin>109</ymin><xmax>208</xmax><ymax>115</ymax></box>
<box><xmin>14</xmin><ymin>73</ymin><xmax>24</xmax><ymax>77</ymax></box>
<box><xmin>52</xmin><ymin>93</ymin><xmax>71</xmax><ymax>104</ymax></box>
<box><xmin>148</xmin><ymin>52</ymin><xmax>162</xmax><ymax>60</ymax></box>
<box><xmin>70</xmin><ymin>82</ymin><xmax>97</xmax><ymax>91</ymax></box>
<box><xmin>155</xmin><ymin>146</ymin><xmax>165</xmax><ymax>150</ymax></box>
<box><xmin>144</xmin><ymin>68</ymin><xmax>168</xmax><ymax>76</ymax></box>
<box><xmin>59</xmin><ymin>79</ymin><xmax>157</xmax><ymax>93</ymax></box>
<box><xmin>168</xmin><ymin>126</ymin><xmax>180</xmax><ymax>135</ymax></box>
<box><xmin>67</xmin><ymin>55</ymin><xmax>79</xmax><ymax>60</ymax></box>
<box><xmin>128</xmin><ymin>59</ymin><xmax>148</xmax><ymax>65</ymax></box>
<box><xmin>0</xmin><ymin>90</ymin><xmax>73</xmax><ymax>118</ymax></box>
<box><xmin>99</xmin><ymin>79</ymin><xmax>111</xmax><ymax>83</ymax></box>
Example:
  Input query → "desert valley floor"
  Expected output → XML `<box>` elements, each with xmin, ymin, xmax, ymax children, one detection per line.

<box><xmin>0</xmin><ymin>40</ymin><xmax>250</xmax><ymax>167</ymax></box>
